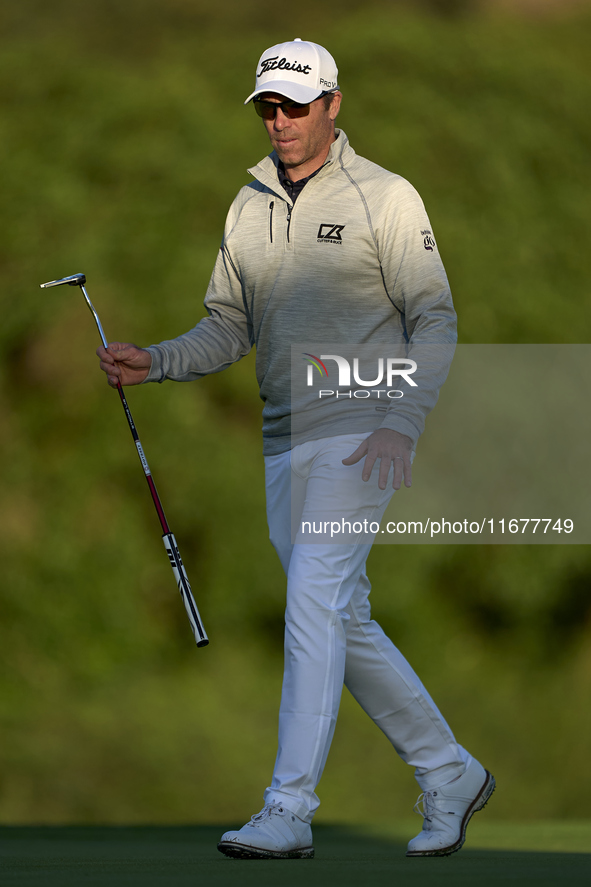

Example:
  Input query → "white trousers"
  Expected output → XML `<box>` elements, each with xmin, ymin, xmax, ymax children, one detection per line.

<box><xmin>262</xmin><ymin>433</ymin><xmax>469</xmax><ymax>823</ymax></box>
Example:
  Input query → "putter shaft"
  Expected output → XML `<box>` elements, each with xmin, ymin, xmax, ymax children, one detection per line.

<box><xmin>40</xmin><ymin>273</ymin><xmax>209</xmax><ymax>647</ymax></box>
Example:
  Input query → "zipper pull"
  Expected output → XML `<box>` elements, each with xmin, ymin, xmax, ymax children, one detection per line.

<box><xmin>269</xmin><ymin>200</ymin><xmax>274</xmax><ymax>243</ymax></box>
<box><xmin>286</xmin><ymin>205</ymin><xmax>293</xmax><ymax>243</ymax></box>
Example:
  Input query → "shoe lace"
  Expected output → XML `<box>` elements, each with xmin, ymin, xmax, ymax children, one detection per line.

<box><xmin>413</xmin><ymin>792</ymin><xmax>434</xmax><ymax>823</ymax></box>
<box><xmin>413</xmin><ymin>789</ymin><xmax>458</xmax><ymax>830</ymax></box>
<box><xmin>250</xmin><ymin>803</ymin><xmax>286</xmax><ymax>823</ymax></box>
<box><xmin>413</xmin><ymin>791</ymin><xmax>436</xmax><ymax>827</ymax></box>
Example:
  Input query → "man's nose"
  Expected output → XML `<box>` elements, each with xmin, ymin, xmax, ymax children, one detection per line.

<box><xmin>273</xmin><ymin>107</ymin><xmax>290</xmax><ymax>130</ymax></box>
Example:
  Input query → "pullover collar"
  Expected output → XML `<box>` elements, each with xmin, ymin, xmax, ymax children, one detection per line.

<box><xmin>277</xmin><ymin>161</ymin><xmax>324</xmax><ymax>204</ymax></box>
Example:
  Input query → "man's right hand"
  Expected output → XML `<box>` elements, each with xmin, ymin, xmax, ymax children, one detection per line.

<box><xmin>96</xmin><ymin>342</ymin><xmax>152</xmax><ymax>387</ymax></box>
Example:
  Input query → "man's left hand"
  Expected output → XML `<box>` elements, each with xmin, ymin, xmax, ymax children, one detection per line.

<box><xmin>342</xmin><ymin>429</ymin><xmax>413</xmax><ymax>491</ymax></box>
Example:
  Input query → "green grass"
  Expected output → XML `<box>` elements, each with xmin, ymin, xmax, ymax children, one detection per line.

<box><xmin>0</xmin><ymin>824</ymin><xmax>589</xmax><ymax>886</ymax></box>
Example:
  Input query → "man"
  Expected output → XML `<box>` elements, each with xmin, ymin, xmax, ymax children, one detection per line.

<box><xmin>97</xmin><ymin>38</ymin><xmax>495</xmax><ymax>859</ymax></box>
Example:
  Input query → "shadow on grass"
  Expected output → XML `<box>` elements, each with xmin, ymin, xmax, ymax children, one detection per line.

<box><xmin>0</xmin><ymin>825</ymin><xmax>589</xmax><ymax>886</ymax></box>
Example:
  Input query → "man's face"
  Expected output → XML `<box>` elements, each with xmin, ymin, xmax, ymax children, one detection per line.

<box><xmin>259</xmin><ymin>91</ymin><xmax>342</xmax><ymax>180</ymax></box>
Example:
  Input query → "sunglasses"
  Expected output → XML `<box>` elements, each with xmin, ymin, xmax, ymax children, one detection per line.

<box><xmin>253</xmin><ymin>98</ymin><xmax>313</xmax><ymax>120</ymax></box>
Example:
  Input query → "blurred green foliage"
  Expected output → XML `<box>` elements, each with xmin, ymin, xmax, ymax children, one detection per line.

<box><xmin>0</xmin><ymin>0</ymin><xmax>590</xmax><ymax>824</ymax></box>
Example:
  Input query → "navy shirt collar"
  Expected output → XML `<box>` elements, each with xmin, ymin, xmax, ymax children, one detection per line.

<box><xmin>277</xmin><ymin>161</ymin><xmax>324</xmax><ymax>205</ymax></box>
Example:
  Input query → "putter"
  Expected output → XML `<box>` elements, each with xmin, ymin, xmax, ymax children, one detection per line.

<box><xmin>40</xmin><ymin>273</ymin><xmax>209</xmax><ymax>647</ymax></box>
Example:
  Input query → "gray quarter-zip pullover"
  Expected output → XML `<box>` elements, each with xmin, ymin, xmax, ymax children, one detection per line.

<box><xmin>144</xmin><ymin>131</ymin><xmax>456</xmax><ymax>455</ymax></box>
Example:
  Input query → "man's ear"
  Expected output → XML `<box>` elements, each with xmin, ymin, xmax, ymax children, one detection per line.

<box><xmin>329</xmin><ymin>91</ymin><xmax>342</xmax><ymax>121</ymax></box>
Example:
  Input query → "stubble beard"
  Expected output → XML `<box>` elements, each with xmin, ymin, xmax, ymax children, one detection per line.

<box><xmin>272</xmin><ymin>135</ymin><xmax>302</xmax><ymax>168</ymax></box>
<box><xmin>272</xmin><ymin>127</ymin><xmax>330</xmax><ymax>174</ymax></box>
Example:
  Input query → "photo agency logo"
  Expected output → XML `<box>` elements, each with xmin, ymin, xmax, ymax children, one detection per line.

<box><xmin>302</xmin><ymin>353</ymin><xmax>418</xmax><ymax>401</ymax></box>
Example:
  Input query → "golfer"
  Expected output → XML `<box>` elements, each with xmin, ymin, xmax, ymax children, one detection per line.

<box><xmin>97</xmin><ymin>38</ymin><xmax>494</xmax><ymax>859</ymax></box>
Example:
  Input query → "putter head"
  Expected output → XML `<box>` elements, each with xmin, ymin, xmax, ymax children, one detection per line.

<box><xmin>40</xmin><ymin>273</ymin><xmax>86</xmax><ymax>288</ymax></box>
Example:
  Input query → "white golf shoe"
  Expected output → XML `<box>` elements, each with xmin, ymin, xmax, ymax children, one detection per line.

<box><xmin>217</xmin><ymin>803</ymin><xmax>314</xmax><ymax>859</ymax></box>
<box><xmin>406</xmin><ymin>758</ymin><xmax>495</xmax><ymax>857</ymax></box>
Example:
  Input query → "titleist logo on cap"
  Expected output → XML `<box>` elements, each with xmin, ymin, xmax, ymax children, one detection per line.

<box><xmin>259</xmin><ymin>56</ymin><xmax>312</xmax><ymax>77</ymax></box>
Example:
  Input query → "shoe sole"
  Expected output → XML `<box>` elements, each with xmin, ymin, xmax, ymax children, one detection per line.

<box><xmin>217</xmin><ymin>841</ymin><xmax>314</xmax><ymax>860</ymax></box>
<box><xmin>406</xmin><ymin>769</ymin><xmax>496</xmax><ymax>858</ymax></box>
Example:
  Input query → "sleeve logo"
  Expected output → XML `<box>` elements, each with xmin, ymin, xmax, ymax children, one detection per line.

<box><xmin>421</xmin><ymin>229</ymin><xmax>436</xmax><ymax>251</ymax></box>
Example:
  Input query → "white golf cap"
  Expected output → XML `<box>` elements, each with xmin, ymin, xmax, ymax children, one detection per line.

<box><xmin>244</xmin><ymin>38</ymin><xmax>339</xmax><ymax>105</ymax></box>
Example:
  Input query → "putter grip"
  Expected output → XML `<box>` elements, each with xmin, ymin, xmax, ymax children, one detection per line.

<box><xmin>163</xmin><ymin>532</ymin><xmax>209</xmax><ymax>647</ymax></box>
